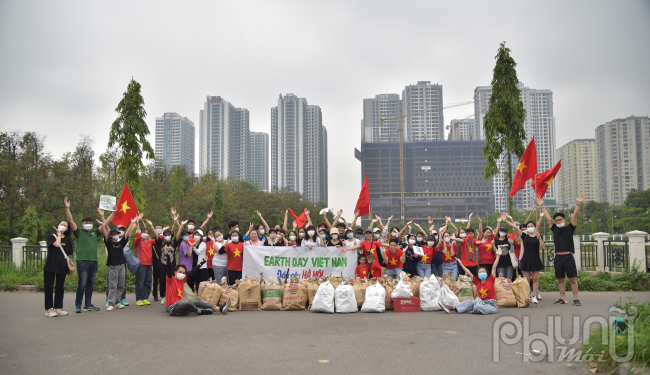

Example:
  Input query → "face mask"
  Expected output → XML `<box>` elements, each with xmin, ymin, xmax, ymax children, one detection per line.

<box><xmin>434</xmin><ymin>236</ymin><xmax>438</xmax><ymax>240</ymax></box>
<box><xmin>216</xmin><ymin>236</ymin><xmax>223</xmax><ymax>241</ymax></box>
<box><xmin>230</xmin><ymin>236</ymin><xmax>239</xmax><ymax>243</ymax></box>
<box><xmin>499</xmin><ymin>231</ymin><xmax>507</xmax><ymax>237</ymax></box>
<box><xmin>307</xmin><ymin>230</ymin><xmax>315</xmax><ymax>236</ymax></box>
<box><xmin>183</xmin><ymin>236</ymin><xmax>190</xmax><ymax>241</ymax></box>
<box><xmin>176</xmin><ymin>273</ymin><xmax>186</xmax><ymax>281</ymax></box>
<box><xmin>427</xmin><ymin>241</ymin><xmax>434</xmax><ymax>247</ymax></box>
<box><xmin>557</xmin><ymin>222</ymin><xmax>566</xmax><ymax>228</ymax></box>
<box><xmin>233</xmin><ymin>227</ymin><xmax>239</xmax><ymax>233</ymax></box>
<box><xmin>270</xmin><ymin>233</ymin><xmax>277</xmax><ymax>239</ymax></box>
<box><xmin>373</xmin><ymin>234</ymin><xmax>380</xmax><ymax>239</ymax></box>
<box><xmin>347</xmin><ymin>233</ymin><xmax>353</xmax><ymax>239</ymax></box>
<box><xmin>164</xmin><ymin>236</ymin><xmax>171</xmax><ymax>241</ymax></box>
<box><xmin>331</xmin><ymin>234</ymin><xmax>339</xmax><ymax>239</ymax></box>
<box><xmin>408</xmin><ymin>239</ymin><xmax>416</xmax><ymax>245</ymax></box>
<box><xmin>187</xmin><ymin>225</ymin><xmax>195</xmax><ymax>231</ymax></box>
<box><xmin>444</xmin><ymin>237</ymin><xmax>450</xmax><ymax>243</ymax></box>
<box><xmin>58</xmin><ymin>225</ymin><xmax>67</xmax><ymax>232</ymax></box>
<box><xmin>320</xmin><ymin>234</ymin><xmax>327</xmax><ymax>239</ymax></box>
<box><xmin>416</xmin><ymin>237</ymin><xmax>423</xmax><ymax>242</ymax></box>
<box><xmin>156</xmin><ymin>228</ymin><xmax>162</xmax><ymax>234</ymax></box>
<box><xmin>194</xmin><ymin>235</ymin><xmax>201</xmax><ymax>242</ymax></box>
<box><xmin>289</xmin><ymin>235</ymin><xmax>296</xmax><ymax>241</ymax></box>
<box><xmin>299</xmin><ymin>232</ymin><xmax>305</xmax><ymax>238</ymax></box>
<box><xmin>258</xmin><ymin>229</ymin><xmax>265</xmax><ymax>235</ymax></box>
<box><xmin>460</xmin><ymin>233</ymin><xmax>466</xmax><ymax>238</ymax></box>
<box><xmin>356</xmin><ymin>235</ymin><xmax>363</xmax><ymax>239</ymax></box>
<box><xmin>112</xmin><ymin>235</ymin><xmax>120</xmax><ymax>241</ymax></box>
<box><xmin>83</xmin><ymin>224</ymin><xmax>93</xmax><ymax>231</ymax></box>
<box><xmin>478</xmin><ymin>273</ymin><xmax>488</xmax><ymax>280</ymax></box>
<box><xmin>118</xmin><ymin>231</ymin><xmax>124</xmax><ymax>237</ymax></box>
<box><xmin>136</xmin><ymin>229</ymin><xmax>141</xmax><ymax>234</ymax></box>
<box><xmin>391</xmin><ymin>232</ymin><xmax>398</xmax><ymax>237</ymax></box>
<box><xmin>141</xmin><ymin>233</ymin><xmax>149</xmax><ymax>240</ymax></box>
<box><xmin>527</xmin><ymin>227</ymin><xmax>535</xmax><ymax>234</ymax></box>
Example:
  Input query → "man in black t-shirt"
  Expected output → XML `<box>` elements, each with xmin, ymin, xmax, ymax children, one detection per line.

<box><xmin>538</xmin><ymin>194</ymin><xmax>585</xmax><ymax>306</ymax></box>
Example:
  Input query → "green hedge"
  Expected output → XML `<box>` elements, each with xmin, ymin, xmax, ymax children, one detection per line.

<box><xmin>537</xmin><ymin>269</ymin><xmax>650</xmax><ymax>292</ymax></box>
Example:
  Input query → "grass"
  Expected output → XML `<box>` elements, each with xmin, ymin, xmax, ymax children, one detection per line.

<box><xmin>538</xmin><ymin>268</ymin><xmax>650</xmax><ymax>292</ymax></box>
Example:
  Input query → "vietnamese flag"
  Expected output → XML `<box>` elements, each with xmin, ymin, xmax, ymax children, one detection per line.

<box><xmin>509</xmin><ymin>136</ymin><xmax>537</xmax><ymax>198</ymax></box>
<box><xmin>531</xmin><ymin>160</ymin><xmax>562</xmax><ymax>198</ymax></box>
<box><xmin>112</xmin><ymin>183</ymin><xmax>138</xmax><ymax>228</ymax></box>
<box><xmin>354</xmin><ymin>174</ymin><xmax>370</xmax><ymax>217</ymax></box>
<box><xmin>288</xmin><ymin>209</ymin><xmax>307</xmax><ymax>228</ymax></box>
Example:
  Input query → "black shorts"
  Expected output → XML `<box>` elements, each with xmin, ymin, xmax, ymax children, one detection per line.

<box><xmin>554</xmin><ymin>253</ymin><xmax>578</xmax><ymax>279</ymax></box>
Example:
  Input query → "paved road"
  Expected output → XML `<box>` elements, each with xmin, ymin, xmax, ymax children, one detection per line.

<box><xmin>0</xmin><ymin>290</ymin><xmax>646</xmax><ymax>375</ymax></box>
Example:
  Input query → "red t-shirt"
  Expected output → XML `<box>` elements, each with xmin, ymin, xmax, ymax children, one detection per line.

<box><xmin>224</xmin><ymin>242</ymin><xmax>244</xmax><ymax>271</ymax></box>
<box><xmin>459</xmin><ymin>234</ymin><xmax>478</xmax><ymax>267</ymax></box>
<box><xmin>474</xmin><ymin>236</ymin><xmax>496</xmax><ymax>265</ymax></box>
<box><xmin>206</xmin><ymin>241</ymin><xmax>214</xmax><ymax>269</ymax></box>
<box><xmin>166</xmin><ymin>273</ymin><xmax>187</xmax><ymax>307</ymax></box>
<box><xmin>134</xmin><ymin>233</ymin><xmax>154</xmax><ymax>266</ymax></box>
<box><xmin>359</xmin><ymin>240</ymin><xmax>383</xmax><ymax>256</ymax></box>
<box><xmin>438</xmin><ymin>242</ymin><xmax>457</xmax><ymax>263</ymax></box>
<box><xmin>370</xmin><ymin>261</ymin><xmax>383</xmax><ymax>278</ymax></box>
<box><xmin>473</xmin><ymin>274</ymin><xmax>496</xmax><ymax>300</ymax></box>
<box><xmin>385</xmin><ymin>248</ymin><xmax>403</xmax><ymax>269</ymax></box>
<box><xmin>508</xmin><ymin>233</ymin><xmax>521</xmax><ymax>259</ymax></box>
<box><xmin>355</xmin><ymin>265</ymin><xmax>370</xmax><ymax>278</ymax></box>
<box><xmin>419</xmin><ymin>245</ymin><xmax>435</xmax><ymax>263</ymax></box>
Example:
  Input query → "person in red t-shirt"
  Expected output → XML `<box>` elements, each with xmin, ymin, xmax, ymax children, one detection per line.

<box><xmin>355</xmin><ymin>255</ymin><xmax>370</xmax><ymax>278</ymax></box>
<box><xmin>164</xmin><ymin>255</ymin><xmax>229</xmax><ymax>316</ymax></box>
<box><xmin>134</xmin><ymin>223</ymin><xmax>156</xmax><ymax>306</ymax></box>
<box><xmin>380</xmin><ymin>239</ymin><xmax>405</xmax><ymax>278</ymax></box>
<box><xmin>438</xmin><ymin>247</ymin><xmax>502</xmax><ymax>315</ymax></box>
<box><xmin>415</xmin><ymin>234</ymin><xmax>436</xmax><ymax>278</ymax></box>
<box><xmin>218</xmin><ymin>231</ymin><xmax>244</xmax><ymax>284</ymax></box>
<box><xmin>438</xmin><ymin>230</ymin><xmax>459</xmax><ymax>280</ymax></box>
<box><xmin>473</xmin><ymin>214</ymin><xmax>496</xmax><ymax>275</ymax></box>
<box><xmin>205</xmin><ymin>229</ymin><xmax>216</xmax><ymax>280</ymax></box>
<box><xmin>368</xmin><ymin>253</ymin><xmax>383</xmax><ymax>278</ymax></box>
<box><xmin>454</xmin><ymin>228</ymin><xmax>478</xmax><ymax>277</ymax></box>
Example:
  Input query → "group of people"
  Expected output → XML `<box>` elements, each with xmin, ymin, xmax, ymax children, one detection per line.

<box><xmin>42</xmin><ymin>194</ymin><xmax>585</xmax><ymax>318</ymax></box>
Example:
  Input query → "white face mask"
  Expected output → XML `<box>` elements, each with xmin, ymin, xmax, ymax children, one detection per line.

<box><xmin>270</xmin><ymin>233</ymin><xmax>277</xmax><ymax>239</ymax></box>
<box><xmin>331</xmin><ymin>234</ymin><xmax>338</xmax><ymax>239</ymax></box>
<box><xmin>499</xmin><ymin>231</ymin><xmax>507</xmax><ymax>237</ymax></box>
<box><xmin>136</xmin><ymin>229</ymin><xmax>141</xmax><ymax>234</ymax></box>
<box><xmin>164</xmin><ymin>236</ymin><xmax>171</xmax><ymax>241</ymax></box>
<box><xmin>141</xmin><ymin>233</ymin><xmax>149</xmax><ymax>240</ymax></box>
<box><xmin>416</xmin><ymin>237</ymin><xmax>423</xmax><ymax>242</ymax></box>
<box><xmin>307</xmin><ymin>230</ymin><xmax>315</xmax><ymax>236</ymax></box>
<box><xmin>460</xmin><ymin>233</ymin><xmax>467</xmax><ymax>238</ymax></box>
<box><xmin>556</xmin><ymin>222</ymin><xmax>566</xmax><ymax>228</ymax></box>
<box><xmin>231</xmin><ymin>237</ymin><xmax>239</xmax><ymax>243</ymax></box>
<box><xmin>289</xmin><ymin>235</ymin><xmax>296</xmax><ymax>241</ymax></box>
<box><xmin>234</xmin><ymin>227</ymin><xmax>239</xmax><ymax>232</ymax></box>
<box><xmin>444</xmin><ymin>237</ymin><xmax>451</xmax><ymax>243</ymax></box>
<box><xmin>259</xmin><ymin>229</ymin><xmax>265</xmax><ymax>235</ymax></box>
<box><xmin>194</xmin><ymin>235</ymin><xmax>201</xmax><ymax>242</ymax></box>
<box><xmin>58</xmin><ymin>225</ymin><xmax>67</xmax><ymax>232</ymax></box>
<box><xmin>176</xmin><ymin>273</ymin><xmax>186</xmax><ymax>281</ymax></box>
<box><xmin>408</xmin><ymin>239</ymin><xmax>416</xmax><ymax>245</ymax></box>
<box><xmin>83</xmin><ymin>224</ymin><xmax>93</xmax><ymax>231</ymax></box>
<box><xmin>427</xmin><ymin>241</ymin><xmax>434</xmax><ymax>247</ymax></box>
<box><xmin>527</xmin><ymin>227</ymin><xmax>535</xmax><ymax>234</ymax></box>
<box><xmin>373</xmin><ymin>233</ymin><xmax>380</xmax><ymax>239</ymax></box>
<box><xmin>187</xmin><ymin>225</ymin><xmax>195</xmax><ymax>231</ymax></box>
<box><xmin>299</xmin><ymin>232</ymin><xmax>305</xmax><ymax>238</ymax></box>
<box><xmin>156</xmin><ymin>228</ymin><xmax>162</xmax><ymax>234</ymax></box>
<box><xmin>391</xmin><ymin>232</ymin><xmax>398</xmax><ymax>237</ymax></box>
<box><xmin>216</xmin><ymin>236</ymin><xmax>223</xmax><ymax>242</ymax></box>
<box><xmin>112</xmin><ymin>235</ymin><xmax>120</xmax><ymax>241</ymax></box>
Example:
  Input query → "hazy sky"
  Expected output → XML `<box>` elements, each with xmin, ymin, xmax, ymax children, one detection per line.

<box><xmin>1</xmin><ymin>1</ymin><xmax>649</xmax><ymax>218</ymax></box>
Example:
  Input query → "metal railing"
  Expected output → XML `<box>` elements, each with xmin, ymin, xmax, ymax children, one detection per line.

<box><xmin>22</xmin><ymin>245</ymin><xmax>47</xmax><ymax>271</ymax></box>
<box><xmin>645</xmin><ymin>244</ymin><xmax>650</xmax><ymax>273</ymax></box>
<box><xmin>0</xmin><ymin>245</ymin><xmax>12</xmax><ymax>265</ymax></box>
<box><xmin>580</xmin><ymin>242</ymin><xmax>598</xmax><ymax>269</ymax></box>
<box><xmin>603</xmin><ymin>240</ymin><xmax>629</xmax><ymax>272</ymax></box>
<box><xmin>540</xmin><ymin>243</ymin><xmax>555</xmax><ymax>271</ymax></box>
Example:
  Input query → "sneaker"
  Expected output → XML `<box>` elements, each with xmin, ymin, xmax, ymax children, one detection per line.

<box><xmin>160</xmin><ymin>297</ymin><xmax>166</xmax><ymax>305</ymax></box>
<box><xmin>55</xmin><ymin>309</ymin><xmax>68</xmax><ymax>316</ymax></box>
<box><xmin>106</xmin><ymin>305</ymin><xmax>115</xmax><ymax>311</ymax></box>
<box><xmin>220</xmin><ymin>299</ymin><xmax>231</xmax><ymax>315</ymax></box>
<box><xmin>536</xmin><ymin>292</ymin><xmax>543</xmax><ymax>300</ymax></box>
<box><xmin>136</xmin><ymin>300</ymin><xmax>144</xmax><ymax>306</ymax></box>
<box><xmin>83</xmin><ymin>304</ymin><xmax>100</xmax><ymax>311</ymax></box>
<box><xmin>153</xmin><ymin>296</ymin><xmax>159</xmax><ymax>302</ymax></box>
<box><xmin>143</xmin><ymin>299</ymin><xmax>151</xmax><ymax>305</ymax></box>
<box><xmin>438</xmin><ymin>301</ymin><xmax>450</xmax><ymax>314</ymax></box>
<box><xmin>75</xmin><ymin>305</ymin><xmax>82</xmax><ymax>313</ymax></box>
<box><xmin>120</xmin><ymin>299</ymin><xmax>130</xmax><ymax>306</ymax></box>
<box><xmin>531</xmin><ymin>296</ymin><xmax>538</xmax><ymax>304</ymax></box>
<box><xmin>115</xmin><ymin>303</ymin><xmax>125</xmax><ymax>309</ymax></box>
<box><xmin>199</xmin><ymin>308</ymin><xmax>213</xmax><ymax>315</ymax></box>
<box><xmin>45</xmin><ymin>308</ymin><xmax>58</xmax><ymax>317</ymax></box>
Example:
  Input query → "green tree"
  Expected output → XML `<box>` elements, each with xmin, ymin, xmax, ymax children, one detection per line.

<box><xmin>482</xmin><ymin>42</ymin><xmax>527</xmax><ymax>216</ymax></box>
<box><xmin>19</xmin><ymin>205</ymin><xmax>40</xmax><ymax>244</ymax></box>
<box><xmin>108</xmin><ymin>79</ymin><xmax>154</xmax><ymax>209</ymax></box>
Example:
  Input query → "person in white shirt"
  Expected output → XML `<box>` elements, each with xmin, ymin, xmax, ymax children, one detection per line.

<box><xmin>211</xmin><ymin>229</ymin><xmax>228</xmax><ymax>284</ymax></box>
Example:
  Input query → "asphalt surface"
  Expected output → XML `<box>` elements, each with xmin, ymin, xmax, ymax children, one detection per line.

<box><xmin>1</xmin><ymin>290</ymin><xmax>647</xmax><ymax>375</ymax></box>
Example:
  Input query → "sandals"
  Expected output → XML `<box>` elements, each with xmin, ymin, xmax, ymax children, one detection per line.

<box><xmin>554</xmin><ymin>299</ymin><xmax>567</xmax><ymax>304</ymax></box>
<box><xmin>573</xmin><ymin>300</ymin><xmax>581</xmax><ymax>306</ymax></box>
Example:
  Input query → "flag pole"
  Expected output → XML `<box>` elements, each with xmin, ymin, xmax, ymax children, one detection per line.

<box><xmin>534</xmin><ymin>174</ymin><xmax>538</xmax><ymax>223</ymax></box>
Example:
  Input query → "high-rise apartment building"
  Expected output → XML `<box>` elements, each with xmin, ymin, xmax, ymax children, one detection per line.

<box><xmin>271</xmin><ymin>93</ymin><xmax>328</xmax><ymax>204</ymax></box>
<box><xmin>447</xmin><ymin>118</ymin><xmax>475</xmax><ymax>141</ymax></box>
<box><xmin>596</xmin><ymin>116</ymin><xmax>650</xmax><ymax>205</ymax></box>
<box><xmin>249</xmin><ymin>132</ymin><xmax>269</xmax><ymax>191</ymax></box>
<box><xmin>474</xmin><ymin>83</ymin><xmax>556</xmax><ymax>211</ymax></box>
<box><xmin>154</xmin><ymin>112</ymin><xmax>195</xmax><ymax>173</ymax></box>
<box><xmin>555</xmin><ymin>139</ymin><xmax>598</xmax><ymax>206</ymax></box>
<box><xmin>199</xmin><ymin>96</ymin><xmax>250</xmax><ymax>180</ymax></box>
<box><xmin>403</xmin><ymin>81</ymin><xmax>444</xmax><ymax>141</ymax></box>
<box><xmin>361</xmin><ymin>94</ymin><xmax>401</xmax><ymax>143</ymax></box>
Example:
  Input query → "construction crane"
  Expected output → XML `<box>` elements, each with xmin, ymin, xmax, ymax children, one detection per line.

<box><xmin>379</xmin><ymin>100</ymin><xmax>476</xmax><ymax>220</ymax></box>
<box><xmin>445</xmin><ymin>107</ymin><xmax>489</xmax><ymax>140</ymax></box>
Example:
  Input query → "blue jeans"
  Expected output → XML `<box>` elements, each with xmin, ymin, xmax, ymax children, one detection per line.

<box><xmin>417</xmin><ymin>263</ymin><xmax>432</xmax><ymax>278</ymax></box>
<box><xmin>496</xmin><ymin>266</ymin><xmax>513</xmax><ymax>281</ymax></box>
<box><xmin>455</xmin><ymin>299</ymin><xmax>497</xmax><ymax>314</ymax></box>
<box><xmin>442</xmin><ymin>262</ymin><xmax>458</xmax><ymax>280</ymax></box>
<box><xmin>431</xmin><ymin>263</ymin><xmax>443</xmax><ymax>277</ymax></box>
<box><xmin>135</xmin><ymin>265</ymin><xmax>152</xmax><ymax>301</ymax></box>
<box><xmin>75</xmin><ymin>261</ymin><xmax>98</xmax><ymax>307</ymax></box>
<box><xmin>213</xmin><ymin>266</ymin><xmax>227</xmax><ymax>284</ymax></box>
<box><xmin>385</xmin><ymin>268</ymin><xmax>402</xmax><ymax>278</ymax></box>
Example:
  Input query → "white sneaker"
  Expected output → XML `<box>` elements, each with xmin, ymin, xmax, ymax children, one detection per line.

<box><xmin>537</xmin><ymin>292</ymin><xmax>542</xmax><ymax>300</ymax></box>
<box><xmin>106</xmin><ymin>305</ymin><xmax>115</xmax><ymax>311</ymax></box>
<box><xmin>55</xmin><ymin>309</ymin><xmax>68</xmax><ymax>316</ymax></box>
<box><xmin>531</xmin><ymin>296</ymin><xmax>538</xmax><ymax>304</ymax></box>
<box><xmin>161</xmin><ymin>297</ymin><xmax>166</xmax><ymax>305</ymax></box>
<box><xmin>45</xmin><ymin>309</ymin><xmax>58</xmax><ymax>317</ymax></box>
<box><xmin>115</xmin><ymin>303</ymin><xmax>124</xmax><ymax>309</ymax></box>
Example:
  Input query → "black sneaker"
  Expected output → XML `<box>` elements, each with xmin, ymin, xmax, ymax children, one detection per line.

<box><xmin>220</xmin><ymin>299</ymin><xmax>230</xmax><ymax>315</ymax></box>
<box><xmin>200</xmin><ymin>308</ymin><xmax>213</xmax><ymax>315</ymax></box>
<box><xmin>153</xmin><ymin>296</ymin><xmax>159</xmax><ymax>302</ymax></box>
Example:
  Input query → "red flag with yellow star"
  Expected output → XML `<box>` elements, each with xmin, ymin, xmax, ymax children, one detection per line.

<box><xmin>531</xmin><ymin>160</ymin><xmax>561</xmax><ymax>198</ymax></box>
<box><xmin>509</xmin><ymin>136</ymin><xmax>537</xmax><ymax>198</ymax></box>
<box><xmin>112</xmin><ymin>183</ymin><xmax>138</xmax><ymax>228</ymax></box>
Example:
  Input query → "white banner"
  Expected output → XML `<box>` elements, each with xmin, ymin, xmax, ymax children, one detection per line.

<box><xmin>242</xmin><ymin>246</ymin><xmax>357</xmax><ymax>281</ymax></box>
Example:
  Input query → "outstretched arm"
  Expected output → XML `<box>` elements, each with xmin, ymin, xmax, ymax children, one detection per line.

<box><xmin>477</xmin><ymin>214</ymin><xmax>483</xmax><ymax>240</ymax></box>
<box><xmin>64</xmin><ymin>198</ymin><xmax>77</xmax><ymax>232</ymax></box>
<box><xmin>200</xmin><ymin>211</ymin><xmax>213</xmax><ymax>231</ymax></box>
<box><xmin>503</xmin><ymin>214</ymin><xmax>522</xmax><ymax>238</ymax></box>
<box><xmin>537</xmin><ymin>198</ymin><xmax>554</xmax><ymax>228</ymax></box>
<box><xmin>572</xmin><ymin>194</ymin><xmax>585</xmax><ymax>227</ymax></box>
<box><xmin>99</xmin><ymin>210</ymin><xmax>116</xmax><ymax>238</ymax></box>
<box><xmin>257</xmin><ymin>211</ymin><xmax>270</xmax><ymax>233</ymax></box>
<box><xmin>304</xmin><ymin>209</ymin><xmax>312</xmax><ymax>227</ymax></box>
<box><xmin>466</xmin><ymin>213</ymin><xmax>473</xmax><ymax>229</ymax></box>
<box><xmin>350</xmin><ymin>210</ymin><xmax>360</xmax><ymax>229</ymax></box>
<box><xmin>492</xmin><ymin>248</ymin><xmax>502</xmax><ymax>277</ymax></box>
<box><xmin>283</xmin><ymin>210</ymin><xmax>289</xmax><ymax>232</ymax></box>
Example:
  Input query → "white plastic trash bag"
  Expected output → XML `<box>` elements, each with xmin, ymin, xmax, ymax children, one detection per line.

<box><xmin>391</xmin><ymin>271</ymin><xmax>413</xmax><ymax>299</ymax></box>
<box><xmin>335</xmin><ymin>283</ymin><xmax>358</xmax><ymax>313</ymax></box>
<box><xmin>311</xmin><ymin>281</ymin><xmax>335</xmax><ymax>313</ymax></box>
<box><xmin>440</xmin><ymin>283</ymin><xmax>460</xmax><ymax>306</ymax></box>
<box><xmin>361</xmin><ymin>281</ymin><xmax>386</xmax><ymax>313</ymax></box>
<box><xmin>420</xmin><ymin>275</ymin><xmax>441</xmax><ymax>311</ymax></box>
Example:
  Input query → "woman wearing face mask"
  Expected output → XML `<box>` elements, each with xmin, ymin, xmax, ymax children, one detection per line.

<box><xmin>439</xmin><ymin>248</ymin><xmax>503</xmax><ymax>315</ymax></box>
<box><xmin>177</xmin><ymin>227</ymin><xmax>193</xmax><ymax>286</ymax></box>
<box><xmin>244</xmin><ymin>223</ymin><xmax>266</xmax><ymax>243</ymax></box>
<box><xmin>189</xmin><ymin>230</ymin><xmax>209</xmax><ymax>285</ymax></box>
<box><xmin>438</xmin><ymin>225</ymin><xmax>459</xmax><ymax>280</ymax></box>
<box><xmin>301</xmin><ymin>225</ymin><xmax>319</xmax><ymax>250</ymax></box>
<box><xmin>44</xmin><ymin>220</ymin><xmax>75</xmax><ymax>317</ymax></box>
<box><xmin>211</xmin><ymin>230</ymin><xmax>228</xmax><ymax>284</ymax></box>
<box><xmin>297</xmin><ymin>227</ymin><xmax>307</xmax><ymax>242</ymax></box>
<box><xmin>473</xmin><ymin>214</ymin><xmax>496</xmax><ymax>275</ymax></box>
<box><xmin>105</xmin><ymin>220</ymin><xmax>137</xmax><ymax>311</ymax></box>
<box><xmin>429</xmin><ymin>230</ymin><xmax>443</xmax><ymax>277</ymax></box>
<box><xmin>415</xmin><ymin>234</ymin><xmax>436</xmax><ymax>278</ymax></box>
<box><xmin>452</xmin><ymin>227</ymin><xmax>478</xmax><ymax>278</ymax></box>
<box><xmin>326</xmin><ymin>227</ymin><xmax>344</xmax><ymax>247</ymax></box>
<box><xmin>343</xmin><ymin>227</ymin><xmax>360</xmax><ymax>250</ymax></box>
<box><xmin>218</xmin><ymin>231</ymin><xmax>244</xmax><ymax>284</ymax></box>
<box><xmin>286</xmin><ymin>231</ymin><xmax>300</xmax><ymax>247</ymax></box>
<box><xmin>491</xmin><ymin>214</ymin><xmax>517</xmax><ymax>281</ymax></box>
<box><xmin>134</xmin><ymin>223</ymin><xmax>156</xmax><ymax>306</ymax></box>
<box><xmin>165</xmin><ymin>256</ymin><xmax>229</xmax><ymax>316</ymax></box>
<box><xmin>516</xmin><ymin>219</ymin><xmax>545</xmax><ymax>303</ymax></box>
<box><xmin>264</xmin><ymin>228</ymin><xmax>285</xmax><ymax>246</ymax></box>
<box><xmin>156</xmin><ymin>228</ymin><xmax>177</xmax><ymax>305</ymax></box>
<box><xmin>401</xmin><ymin>234</ymin><xmax>418</xmax><ymax>278</ymax></box>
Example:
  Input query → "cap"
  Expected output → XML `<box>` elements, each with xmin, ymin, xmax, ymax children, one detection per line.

<box><xmin>372</xmin><ymin>227</ymin><xmax>381</xmax><ymax>233</ymax></box>
<box><xmin>115</xmin><ymin>225</ymin><xmax>126</xmax><ymax>230</ymax></box>
<box><xmin>499</xmin><ymin>226</ymin><xmax>507</xmax><ymax>232</ymax></box>
<box><xmin>109</xmin><ymin>228</ymin><xmax>120</xmax><ymax>236</ymax></box>
<box><xmin>330</xmin><ymin>227</ymin><xmax>338</xmax><ymax>235</ymax></box>
<box><xmin>431</xmin><ymin>230</ymin><xmax>438</xmax><ymax>234</ymax></box>
<box><xmin>355</xmin><ymin>227</ymin><xmax>363</xmax><ymax>234</ymax></box>
<box><xmin>181</xmin><ymin>230</ymin><xmax>189</xmax><ymax>236</ymax></box>
<box><xmin>195</xmin><ymin>229</ymin><xmax>204</xmax><ymax>237</ymax></box>
<box><xmin>427</xmin><ymin>234</ymin><xmax>436</xmax><ymax>240</ymax></box>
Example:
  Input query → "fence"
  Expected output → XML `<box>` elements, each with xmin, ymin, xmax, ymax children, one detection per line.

<box><xmin>22</xmin><ymin>245</ymin><xmax>47</xmax><ymax>271</ymax></box>
<box><xmin>603</xmin><ymin>240</ymin><xmax>629</xmax><ymax>272</ymax></box>
<box><xmin>646</xmin><ymin>243</ymin><xmax>650</xmax><ymax>272</ymax></box>
<box><xmin>540</xmin><ymin>243</ymin><xmax>555</xmax><ymax>271</ymax></box>
<box><xmin>0</xmin><ymin>245</ymin><xmax>12</xmax><ymax>265</ymax></box>
<box><xmin>580</xmin><ymin>242</ymin><xmax>598</xmax><ymax>269</ymax></box>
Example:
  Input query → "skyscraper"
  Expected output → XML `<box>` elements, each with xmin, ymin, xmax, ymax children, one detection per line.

<box><xmin>474</xmin><ymin>83</ymin><xmax>557</xmax><ymax>211</ymax></box>
<box><xmin>447</xmin><ymin>118</ymin><xmax>475</xmax><ymax>141</ymax></box>
<box><xmin>555</xmin><ymin>139</ymin><xmax>598</xmax><ymax>206</ymax></box>
<box><xmin>199</xmin><ymin>96</ymin><xmax>250</xmax><ymax>180</ymax></box>
<box><xmin>361</xmin><ymin>93</ymin><xmax>401</xmax><ymax>143</ymax></box>
<box><xmin>596</xmin><ymin>116</ymin><xmax>650</xmax><ymax>205</ymax></box>
<box><xmin>271</xmin><ymin>93</ymin><xmax>328</xmax><ymax>204</ymax></box>
<box><xmin>402</xmin><ymin>81</ymin><xmax>444</xmax><ymax>141</ymax></box>
<box><xmin>249</xmin><ymin>131</ymin><xmax>269</xmax><ymax>191</ymax></box>
<box><xmin>154</xmin><ymin>112</ymin><xmax>195</xmax><ymax>173</ymax></box>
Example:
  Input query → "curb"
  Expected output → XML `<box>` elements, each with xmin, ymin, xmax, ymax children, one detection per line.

<box><xmin>618</xmin><ymin>362</ymin><xmax>650</xmax><ymax>375</ymax></box>
<box><xmin>1</xmin><ymin>285</ymin><xmax>40</xmax><ymax>292</ymax></box>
